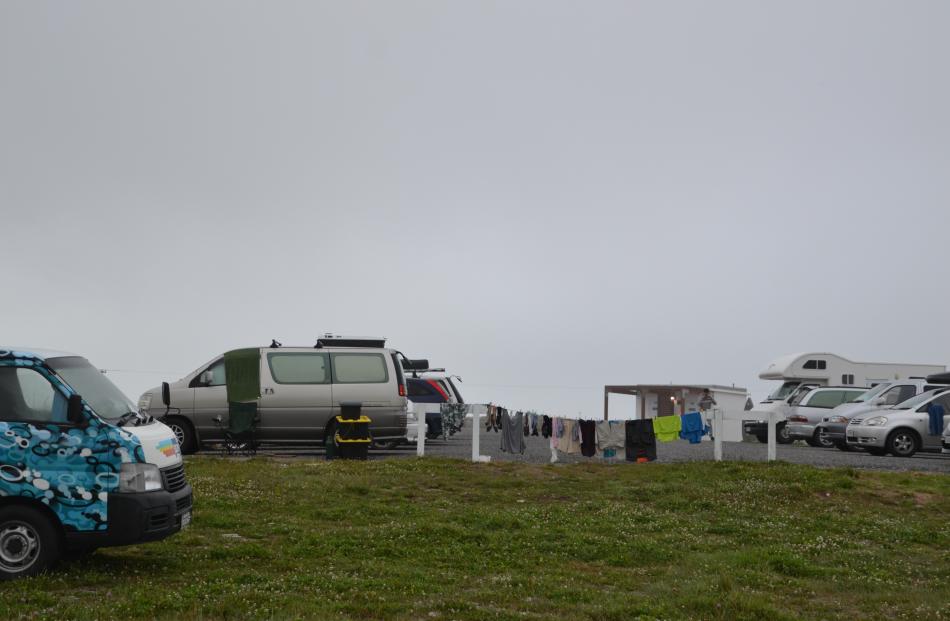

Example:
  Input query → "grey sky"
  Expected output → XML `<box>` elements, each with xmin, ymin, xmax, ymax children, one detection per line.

<box><xmin>2</xmin><ymin>1</ymin><xmax>948</xmax><ymax>416</ymax></box>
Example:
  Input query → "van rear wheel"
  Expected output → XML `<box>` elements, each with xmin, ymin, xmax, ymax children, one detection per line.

<box><xmin>0</xmin><ymin>506</ymin><xmax>60</xmax><ymax>581</ymax></box>
<box><xmin>776</xmin><ymin>423</ymin><xmax>794</xmax><ymax>445</ymax></box>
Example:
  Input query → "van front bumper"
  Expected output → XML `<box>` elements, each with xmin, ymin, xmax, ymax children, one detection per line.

<box><xmin>65</xmin><ymin>483</ymin><xmax>193</xmax><ymax>550</ymax></box>
<box><xmin>845</xmin><ymin>426</ymin><xmax>888</xmax><ymax>448</ymax></box>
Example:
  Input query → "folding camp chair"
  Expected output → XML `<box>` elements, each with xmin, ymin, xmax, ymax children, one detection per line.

<box><xmin>218</xmin><ymin>402</ymin><xmax>260</xmax><ymax>456</ymax></box>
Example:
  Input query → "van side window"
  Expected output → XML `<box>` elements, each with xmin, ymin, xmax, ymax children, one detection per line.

<box><xmin>0</xmin><ymin>367</ymin><xmax>68</xmax><ymax>424</ymax></box>
<box><xmin>268</xmin><ymin>353</ymin><xmax>330</xmax><ymax>384</ymax></box>
<box><xmin>804</xmin><ymin>360</ymin><xmax>817</xmax><ymax>369</ymax></box>
<box><xmin>332</xmin><ymin>354</ymin><xmax>389</xmax><ymax>384</ymax></box>
<box><xmin>880</xmin><ymin>385</ymin><xmax>916</xmax><ymax>406</ymax></box>
<box><xmin>191</xmin><ymin>359</ymin><xmax>226</xmax><ymax>388</ymax></box>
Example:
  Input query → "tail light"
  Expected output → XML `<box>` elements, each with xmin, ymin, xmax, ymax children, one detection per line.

<box><xmin>427</xmin><ymin>380</ymin><xmax>450</xmax><ymax>401</ymax></box>
<box><xmin>787</xmin><ymin>415</ymin><xmax>808</xmax><ymax>423</ymax></box>
<box><xmin>398</xmin><ymin>384</ymin><xmax>406</xmax><ymax>397</ymax></box>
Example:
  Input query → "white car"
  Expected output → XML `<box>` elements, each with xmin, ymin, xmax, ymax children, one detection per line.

<box><xmin>847</xmin><ymin>387</ymin><xmax>950</xmax><ymax>457</ymax></box>
<box><xmin>784</xmin><ymin>387</ymin><xmax>867</xmax><ymax>447</ymax></box>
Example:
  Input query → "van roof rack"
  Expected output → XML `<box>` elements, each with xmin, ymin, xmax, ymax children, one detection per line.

<box><xmin>315</xmin><ymin>334</ymin><xmax>387</xmax><ymax>349</ymax></box>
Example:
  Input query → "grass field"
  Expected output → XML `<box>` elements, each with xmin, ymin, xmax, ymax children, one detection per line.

<box><xmin>1</xmin><ymin>457</ymin><xmax>948</xmax><ymax>620</ymax></box>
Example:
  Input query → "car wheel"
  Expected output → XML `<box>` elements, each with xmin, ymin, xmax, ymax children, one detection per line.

<box><xmin>373</xmin><ymin>439</ymin><xmax>403</xmax><ymax>450</ymax></box>
<box><xmin>776</xmin><ymin>423</ymin><xmax>794</xmax><ymax>445</ymax></box>
<box><xmin>886</xmin><ymin>429</ymin><xmax>918</xmax><ymax>458</ymax></box>
<box><xmin>0</xmin><ymin>506</ymin><xmax>60</xmax><ymax>581</ymax></box>
<box><xmin>811</xmin><ymin>430</ymin><xmax>835</xmax><ymax>448</ymax></box>
<box><xmin>164</xmin><ymin>417</ymin><xmax>198</xmax><ymax>455</ymax></box>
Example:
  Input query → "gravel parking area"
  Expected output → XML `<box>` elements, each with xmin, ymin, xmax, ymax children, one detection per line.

<box><xmin>257</xmin><ymin>419</ymin><xmax>950</xmax><ymax>473</ymax></box>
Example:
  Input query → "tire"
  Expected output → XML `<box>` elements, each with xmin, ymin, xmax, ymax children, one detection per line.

<box><xmin>807</xmin><ymin>429</ymin><xmax>835</xmax><ymax>449</ymax></box>
<box><xmin>776</xmin><ymin>423</ymin><xmax>794</xmax><ymax>445</ymax></box>
<box><xmin>0</xmin><ymin>506</ymin><xmax>60</xmax><ymax>581</ymax></box>
<box><xmin>886</xmin><ymin>429</ymin><xmax>919</xmax><ymax>458</ymax></box>
<box><xmin>373</xmin><ymin>439</ymin><xmax>403</xmax><ymax>450</ymax></box>
<box><xmin>164</xmin><ymin>417</ymin><xmax>197</xmax><ymax>455</ymax></box>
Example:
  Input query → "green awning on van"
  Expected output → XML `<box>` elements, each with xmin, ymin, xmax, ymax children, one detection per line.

<box><xmin>224</xmin><ymin>348</ymin><xmax>261</xmax><ymax>404</ymax></box>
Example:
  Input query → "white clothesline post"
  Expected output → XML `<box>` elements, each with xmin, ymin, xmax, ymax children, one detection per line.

<box><xmin>416</xmin><ymin>405</ymin><xmax>426</xmax><ymax>457</ymax></box>
<box><xmin>472</xmin><ymin>405</ymin><xmax>490</xmax><ymax>463</ymax></box>
<box><xmin>767</xmin><ymin>409</ymin><xmax>777</xmax><ymax>462</ymax></box>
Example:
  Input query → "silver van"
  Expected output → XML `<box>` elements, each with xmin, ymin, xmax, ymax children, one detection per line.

<box><xmin>139</xmin><ymin>337</ymin><xmax>408</xmax><ymax>453</ymax></box>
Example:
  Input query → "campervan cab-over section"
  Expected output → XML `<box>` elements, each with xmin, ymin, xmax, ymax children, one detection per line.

<box><xmin>755</xmin><ymin>353</ymin><xmax>944</xmax><ymax>412</ymax></box>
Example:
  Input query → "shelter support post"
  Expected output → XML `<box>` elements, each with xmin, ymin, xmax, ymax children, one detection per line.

<box><xmin>713</xmin><ymin>409</ymin><xmax>723</xmax><ymax>462</ymax></box>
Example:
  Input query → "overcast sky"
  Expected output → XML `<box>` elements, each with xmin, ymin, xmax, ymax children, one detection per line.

<box><xmin>2</xmin><ymin>1</ymin><xmax>948</xmax><ymax>417</ymax></box>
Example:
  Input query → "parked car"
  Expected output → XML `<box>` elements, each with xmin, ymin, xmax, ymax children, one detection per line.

<box><xmin>816</xmin><ymin>379</ymin><xmax>948</xmax><ymax>450</ymax></box>
<box><xmin>784</xmin><ymin>387</ymin><xmax>868</xmax><ymax>447</ymax></box>
<box><xmin>846</xmin><ymin>387</ymin><xmax>950</xmax><ymax>456</ymax></box>
<box><xmin>744</xmin><ymin>383</ymin><xmax>819</xmax><ymax>444</ymax></box>
<box><xmin>0</xmin><ymin>347</ymin><xmax>192</xmax><ymax>579</ymax></box>
<box><xmin>405</xmin><ymin>366</ymin><xmax>464</xmax><ymax>439</ymax></box>
<box><xmin>140</xmin><ymin>336</ymin><xmax>408</xmax><ymax>453</ymax></box>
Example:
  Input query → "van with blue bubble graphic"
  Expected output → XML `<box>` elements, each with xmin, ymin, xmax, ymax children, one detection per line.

<box><xmin>0</xmin><ymin>347</ymin><xmax>192</xmax><ymax>580</ymax></box>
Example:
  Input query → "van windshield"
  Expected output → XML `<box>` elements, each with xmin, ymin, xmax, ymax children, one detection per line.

<box><xmin>767</xmin><ymin>381</ymin><xmax>800</xmax><ymax>401</ymax></box>
<box><xmin>852</xmin><ymin>383</ymin><xmax>891</xmax><ymax>403</ymax></box>
<box><xmin>46</xmin><ymin>356</ymin><xmax>137</xmax><ymax>421</ymax></box>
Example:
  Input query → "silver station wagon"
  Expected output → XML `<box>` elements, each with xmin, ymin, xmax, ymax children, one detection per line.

<box><xmin>139</xmin><ymin>336</ymin><xmax>408</xmax><ymax>453</ymax></box>
<box><xmin>846</xmin><ymin>387</ymin><xmax>950</xmax><ymax>457</ymax></box>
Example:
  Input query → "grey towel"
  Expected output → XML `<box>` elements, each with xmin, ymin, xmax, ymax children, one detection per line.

<box><xmin>500</xmin><ymin>411</ymin><xmax>526</xmax><ymax>454</ymax></box>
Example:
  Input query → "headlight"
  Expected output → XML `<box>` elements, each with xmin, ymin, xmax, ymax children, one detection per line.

<box><xmin>864</xmin><ymin>416</ymin><xmax>888</xmax><ymax>427</ymax></box>
<box><xmin>138</xmin><ymin>393</ymin><xmax>153</xmax><ymax>410</ymax></box>
<box><xmin>827</xmin><ymin>416</ymin><xmax>848</xmax><ymax>424</ymax></box>
<box><xmin>119</xmin><ymin>463</ymin><xmax>163</xmax><ymax>492</ymax></box>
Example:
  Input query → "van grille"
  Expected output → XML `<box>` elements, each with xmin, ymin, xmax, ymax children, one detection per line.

<box><xmin>162</xmin><ymin>464</ymin><xmax>188</xmax><ymax>493</ymax></box>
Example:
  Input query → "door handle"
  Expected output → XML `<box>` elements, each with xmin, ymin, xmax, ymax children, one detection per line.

<box><xmin>264</xmin><ymin>388</ymin><xmax>275</xmax><ymax>395</ymax></box>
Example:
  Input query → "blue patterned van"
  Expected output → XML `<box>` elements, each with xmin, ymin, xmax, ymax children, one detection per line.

<box><xmin>0</xmin><ymin>347</ymin><xmax>192</xmax><ymax>580</ymax></box>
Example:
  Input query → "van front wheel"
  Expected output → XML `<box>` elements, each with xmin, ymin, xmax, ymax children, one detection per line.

<box><xmin>0</xmin><ymin>506</ymin><xmax>60</xmax><ymax>581</ymax></box>
<box><xmin>164</xmin><ymin>417</ymin><xmax>197</xmax><ymax>455</ymax></box>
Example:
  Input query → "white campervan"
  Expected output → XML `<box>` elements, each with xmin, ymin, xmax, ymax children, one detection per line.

<box><xmin>744</xmin><ymin>353</ymin><xmax>945</xmax><ymax>444</ymax></box>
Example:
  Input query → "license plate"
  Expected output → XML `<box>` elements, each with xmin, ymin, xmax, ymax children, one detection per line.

<box><xmin>180</xmin><ymin>511</ymin><xmax>192</xmax><ymax>529</ymax></box>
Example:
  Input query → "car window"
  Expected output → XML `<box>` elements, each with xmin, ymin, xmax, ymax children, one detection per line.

<box><xmin>0</xmin><ymin>367</ymin><xmax>68</xmax><ymax>423</ymax></box>
<box><xmin>332</xmin><ymin>353</ymin><xmax>389</xmax><ymax>384</ymax></box>
<box><xmin>919</xmin><ymin>393</ymin><xmax>950</xmax><ymax>413</ymax></box>
<box><xmin>268</xmin><ymin>353</ymin><xmax>330</xmax><ymax>384</ymax></box>
<box><xmin>804</xmin><ymin>390</ymin><xmax>852</xmax><ymax>408</ymax></box>
<box><xmin>407</xmin><ymin>380</ymin><xmax>434</xmax><ymax>397</ymax></box>
<box><xmin>880</xmin><ymin>385</ymin><xmax>916</xmax><ymax>406</ymax></box>
<box><xmin>789</xmin><ymin>386</ymin><xmax>813</xmax><ymax>406</ymax></box>
<box><xmin>206</xmin><ymin>359</ymin><xmax>226</xmax><ymax>386</ymax></box>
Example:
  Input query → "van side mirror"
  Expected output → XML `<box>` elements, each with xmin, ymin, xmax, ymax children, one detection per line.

<box><xmin>161</xmin><ymin>382</ymin><xmax>171</xmax><ymax>408</ymax></box>
<box><xmin>199</xmin><ymin>371</ymin><xmax>214</xmax><ymax>386</ymax></box>
<box><xmin>873</xmin><ymin>397</ymin><xmax>886</xmax><ymax>406</ymax></box>
<box><xmin>67</xmin><ymin>394</ymin><xmax>85</xmax><ymax>425</ymax></box>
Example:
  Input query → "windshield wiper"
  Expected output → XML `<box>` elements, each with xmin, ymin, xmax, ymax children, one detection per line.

<box><xmin>115</xmin><ymin>411</ymin><xmax>141</xmax><ymax>427</ymax></box>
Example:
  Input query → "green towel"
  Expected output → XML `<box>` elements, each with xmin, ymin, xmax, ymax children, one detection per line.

<box><xmin>224</xmin><ymin>348</ymin><xmax>261</xmax><ymax>404</ymax></box>
<box><xmin>227</xmin><ymin>402</ymin><xmax>258</xmax><ymax>434</ymax></box>
<box><xmin>652</xmin><ymin>415</ymin><xmax>682</xmax><ymax>442</ymax></box>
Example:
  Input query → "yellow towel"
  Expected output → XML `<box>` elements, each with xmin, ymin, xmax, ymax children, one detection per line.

<box><xmin>652</xmin><ymin>415</ymin><xmax>682</xmax><ymax>442</ymax></box>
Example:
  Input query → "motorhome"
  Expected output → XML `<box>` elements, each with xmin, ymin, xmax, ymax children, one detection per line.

<box><xmin>744</xmin><ymin>353</ymin><xmax>945</xmax><ymax>443</ymax></box>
